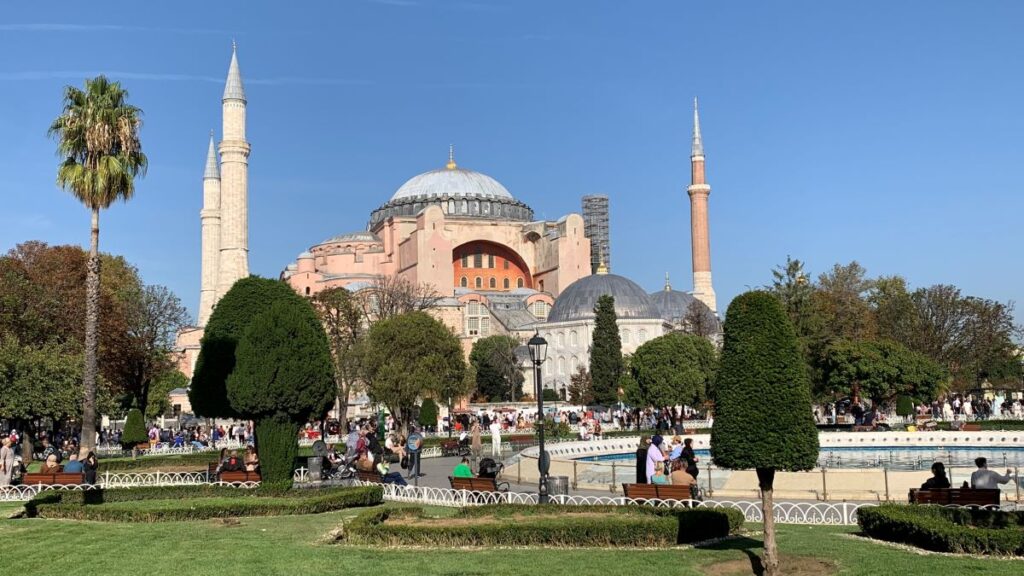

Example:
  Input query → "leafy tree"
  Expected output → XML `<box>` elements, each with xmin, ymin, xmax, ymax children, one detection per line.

<box><xmin>120</xmin><ymin>408</ymin><xmax>148</xmax><ymax>448</ymax></box>
<box><xmin>0</xmin><ymin>337</ymin><xmax>83</xmax><ymax>461</ymax></box>
<box><xmin>630</xmin><ymin>332</ymin><xmax>717</xmax><ymax>408</ymax></box>
<box><xmin>228</xmin><ymin>298</ymin><xmax>334</xmax><ymax>487</ymax></box>
<box><xmin>363</xmin><ymin>275</ymin><xmax>441</xmax><ymax>323</ymax></box>
<box><xmin>710</xmin><ymin>291</ymin><xmax>818</xmax><ymax>576</ymax></box>
<box><xmin>541</xmin><ymin>389</ymin><xmax>559</xmax><ymax>402</ymax></box>
<box><xmin>49</xmin><ymin>76</ymin><xmax>148</xmax><ymax>450</ymax></box>
<box><xmin>190</xmin><ymin>277</ymin><xmax>299</xmax><ymax>418</ymax></box>
<box><xmin>820</xmin><ymin>339</ymin><xmax>947</xmax><ymax>407</ymax></box>
<box><xmin>768</xmin><ymin>256</ymin><xmax>820</xmax><ymax>340</ymax></box>
<box><xmin>418</xmin><ymin>398</ymin><xmax>439</xmax><ymax>430</ymax></box>
<box><xmin>311</xmin><ymin>287</ymin><xmax>367</xmax><ymax>427</ymax></box>
<box><xmin>567</xmin><ymin>365</ymin><xmax>594</xmax><ymax>405</ymax></box>
<box><xmin>869</xmin><ymin>275</ymin><xmax>916</xmax><ymax>345</ymax></box>
<box><xmin>361</xmin><ymin>311</ymin><xmax>467</xmax><ymax>435</ymax></box>
<box><xmin>146</xmin><ymin>370</ymin><xmax>188</xmax><ymax>419</ymax></box>
<box><xmin>589</xmin><ymin>295</ymin><xmax>623</xmax><ymax>405</ymax></box>
<box><xmin>469</xmin><ymin>335</ymin><xmax>523</xmax><ymax>402</ymax></box>
<box><xmin>896</xmin><ymin>395</ymin><xmax>915</xmax><ymax>418</ymax></box>
<box><xmin>683</xmin><ymin>301</ymin><xmax>719</xmax><ymax>337</ymax></box>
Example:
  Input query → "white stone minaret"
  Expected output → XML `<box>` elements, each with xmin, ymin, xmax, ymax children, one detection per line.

<box><xmin>688</xmin><ymin>97</ymin><xmax>717</xmax><ymax>313</ymax></box>
<box><xmin>216</xmin><ymin>42</ymin><xmax>250</xmax><ymax>298</ymax></box>
<box><xmin>197</xmin><ymin>133</ymin><xmax>221</xmax><ymax>326</ymax></box>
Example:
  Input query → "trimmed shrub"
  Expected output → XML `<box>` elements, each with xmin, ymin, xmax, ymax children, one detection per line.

<box><xmin>26</xmin><ymin>485</ymin><xmax>382</xmax><ymax>522</ymax></box>
<box><xmin>120</xmin><ymin>408</ymin><xmax>148</xmax><ymax>448</ymax></box>
<box><xmin>895</xmin><ymin>395</ymin><xmax>916</xmax><ymax>417</ymax></box>
<box><xmin>857</xmin><ymin>504</ymin><xmax>1024</xmax><ymax>556</ymax></box>
<box><xmin>541</xmin><ymin>389</ymin><xmax>560</xmax><ymax>402</ymax></box>
<box><xmin>341</xmin><ymin>504</ymin><xmax>743</xmax><ymax>547</ymax></box>
<box><xmin>253</xmin><ymin>415</ymin><xmax>300</xmax><ymax>490</ymax></box>
<box><xmin>418</xmin><ymin>398</ymin><xmax>439</xmax><ymax>429</ymax></box>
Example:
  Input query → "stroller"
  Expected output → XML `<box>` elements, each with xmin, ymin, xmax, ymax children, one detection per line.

<box><xmin>477</xmin><ymin>457</ymin><xmax>503</xmax><ymax>479</ymax></box>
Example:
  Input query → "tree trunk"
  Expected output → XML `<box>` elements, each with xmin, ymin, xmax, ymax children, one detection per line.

<box><xmin>80</xmin><ymin>207</ymin><xmax>101</xmax><ymax>452</ymax></box>
<box><xmin>757</xmin><ymin>467</ymin><xmax>779</xmax><ymax>576</ymax></box>
<box><xmin>18</xmin><ymin>421</ymin><xmax>33</xmax><ymax>465</ymax></box>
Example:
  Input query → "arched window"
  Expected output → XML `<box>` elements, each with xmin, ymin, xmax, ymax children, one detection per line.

<box><xmin>570</xmin><ymin>356</ymin><xmax>579</xmax><ymax>373</ymax></box>
<box><xmin>517</xmin><ymin>278</ymin><xmax>524</xmax><ymax>288</ymax></box>
<box><xmin>460</xmin><ymin>276</ymin><xmax>468</xmax><ymax>288</ymax></box>
<box><xmin>621</xmin><ymin>329</ymin><xmax>631</xmax><ymax>344</ymax></box>
<box><xmin>489</xmin><ymin>277</ymin><xmax>496</xmax><ymax>289</ymax></box>
<box><xmin>503</xmin><ymin>278</ymin><xmax>510</xmax><ymax>289</ymax></box>
<box><xmin>461</xmin><ymin>199</ymin><xmax>468</xmax><ymax>214</ymax></box>
<box><xmin>304</xmin><ymin>286</ymin><xmax>310</xmax><ymax>296</ymax></box>
<box><xmin>558</xmin><ymin>357</ymin><xmax>566</xmax><ymax>376</ymax></box>
<box><xmin>475</xmin><ymin>277</ymin><xmax>483</xmax><ymax>289</ymax></box>
<box><xmin>638</xmin><ymin>329</ymin><xmax>647</xmax><ymax>342</ymax></box>
<box><xmin>569</xmin><ymin>330</ymin><xmax>578</xmax><ymax>346</ymax></box>
<box><xmin>557</xmin><ymin>332</ymin><xmax>565</xmax><ymax>347</ymax></box>
<box><xmin>448</xmin><ymin>199</ymin><xmax>456</xmax><ymax>214</ymax></box>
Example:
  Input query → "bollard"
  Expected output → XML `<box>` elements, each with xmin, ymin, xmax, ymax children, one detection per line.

<box><xmin>517</xmin><ymin>460</ymin><xmax>522</xmax><ymax>484</ymax></box>
<box><xmin>572</xmin><ymin>461</ymin><xmax>578</xmax><ymax>490</ymax></box>
<box><xmin>1016</xmin><ymin>467</ymin><xmax>1021</xmax><ymax>504</ymax></box>
<box><xmin>821</xmin><ymin>467</ymin><xmax>828</xmax><ymax>501</ymax></box>
<box><xmin>883</xmin><ymin>467</ymin><xmax>890</xmax><ymax>501</ymax></box>
<box><xmin>611</xmin><ymin>462</ymin><xmax>617</xmax><ymax>493</ymax></box>
<box><xmin>706</xmin><ymin>463</ymin><xmax>713</xmax><ymax>497</ymax></box>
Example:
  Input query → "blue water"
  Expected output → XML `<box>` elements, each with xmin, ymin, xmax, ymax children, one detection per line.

<box><xmin>576</xmin><ymin>446</ymin><xmax>1024</xmax><ymax>470</ymax></box>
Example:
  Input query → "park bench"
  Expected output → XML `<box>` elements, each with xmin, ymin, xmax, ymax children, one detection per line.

<box><xmin>622</xmin><ymin>483</ymin><xmax>699</xmax><ymax>502</ymax></box>
<box><xmin>22</xmin><ymin>472</ymin><xmax>85</xmax><ymax>485</ymax></box>
<box><xmin>960</xmin><ymin>423</ymin><xmax>982</xmax><ymax>432</ymax></box>
<box><xmin>909</xmin><ymin>488</ymin><xmax>1000</xmax><ymax>506</ymax></box>
<box><xmin>355</xmin><ymin>469</ymin><xmax>383</xmax><ymax>483</ymax></box>
<box><xmin>218</xmin><ymin>470</ymin><xmax>260</xmax><ymax>483</ymax></box>
<box><xmin>449</xmin><ymin>476</ymin><xmax>509</xmax><ymax>493</ymax></box>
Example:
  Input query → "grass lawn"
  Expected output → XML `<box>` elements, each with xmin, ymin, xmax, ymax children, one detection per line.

<box><xmin>0</xmin><ymin>502</ymin><xmax>1018</xmax><ymax>576</ymax></box>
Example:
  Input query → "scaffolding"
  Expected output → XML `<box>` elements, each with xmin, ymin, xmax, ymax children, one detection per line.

<box><xmin>581</xmin><ymin>194</ymin><xmax>610</xmax><ymax>274</ymax></box>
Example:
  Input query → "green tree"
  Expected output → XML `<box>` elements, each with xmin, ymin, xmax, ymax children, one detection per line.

<box><xmin>710</xmin><ymin>291</ymin><xmax>818</xmax><ymax>576</ymax></box>
<box><xmin>311</xmin><ymin>287</ymin><xmax>367</xmax><ymax>427</ymax></box>
<box><xmin>120</xmin><ymin>408</ymin><xmax>148</xmax><ymax>449</ymax></box>
<box><xmin>567</xmin><ymin>365</ymin><xmax>594</xmax><ymax>405</ymax></box>
<box><xmin>228</xmin><ymin>298</ymin><xmax>334</xmax><ymax>488</ymax></box>
<box><xmin>0</xmin><ymin>337</ymin><xmax>83</xmax><ymax>461</ymax></box>
<box><xmin>190</xmin><ymin>277</ymin><xmax>299</xmax><ymax>418</ymax></box>
<box><xmin>630</xmin><ymin>332</ymin><xmax>717</xmax><ymax>408</ymax></box>
<box><xmin>815</xmin><ymin>261</ymin><xmax>876</xmax><ymax>342</ymax></box>
<box><xmin>895</xmin><ymin>395</ymin><xmax>915</xmax><ymax>418</ymax></box>
<box><xmin>49</xmin><ymin>76</ymin><xmax>147</xmax><ymax>451</ymax></box>
<box><xmin>146</xmin><ymin>369</ymin><xmax>188</xmax><ymax>419</ymax></box>
<box><xmin>361</xmin><ymin>311</ymin><xmax>467</xmax><ymax>435</ymax></box>
<box><xmin>418</xmin><ymin>398</ymin><xmax>439</xmax><ymax>430</ymax></box>
<box><xmin>589</xmin><ymin>295</ymin><xmax>623</xmax><ymax>405</ymax></box>
<box><xmin>469</xmin><ymin>335</ymin><xmax>523</xmax><ymax>402</ymax></box>
<box><xmin>820</xmin><ymin>339</ymin><xmax>947</xmax><ymax>407</ymax></box>
<box><xmin>541</xmin><ymin>389</ymin><xmax>559</xmax><ymax>402</ymax></box>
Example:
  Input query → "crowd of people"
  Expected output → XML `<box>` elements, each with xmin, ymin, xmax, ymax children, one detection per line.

<box><xmin>636</xmin><ymin>434</ymin><xmax>701</xmax><ymax>494</ymax></box>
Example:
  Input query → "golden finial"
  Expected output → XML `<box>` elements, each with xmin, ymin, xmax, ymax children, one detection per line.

<box><xmin>446</xmin><ymin>144</ymin><xmax>457</xmax><ymax>170</ymax></box>
<box><xmin>596</xmin><ymin>261</ymin><xmax>609</xmax><ymax>275</ymax></box>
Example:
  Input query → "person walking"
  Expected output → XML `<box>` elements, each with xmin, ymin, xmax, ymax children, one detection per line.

<box><xmin>489</xmin><ymin>419</ymin><xmax>502</xmax><ymax>457</ymax></box>
<box><xmin>0</xmin><ymin>438</ymin><xmax>14</xmax><ymax>486</ymax></box>
<box><xmin>470</xmin><ymin>419</ymin><xmax>482</xmax><ymax>473</ymax></box>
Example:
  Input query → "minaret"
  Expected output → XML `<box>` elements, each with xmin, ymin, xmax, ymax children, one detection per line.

<box><xmin>688</xmin><ymin>97</ymin><xmax>716</xmax><ymax>312</ymax></box>
<box><xmin>198</xmin><ymin>133</ymin><xmax>221</xmax><ymax>326</ymax></box>
<box><xmin>216</xmin><ymin>41</ymin><xmax>251</xmax><ymax>298</ymax></box>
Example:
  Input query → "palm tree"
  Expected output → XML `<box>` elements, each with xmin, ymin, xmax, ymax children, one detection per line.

<box><xmin>49</xmin><ymin>76</ymin><xmax>147</xmax><ymax>451</ymax></box>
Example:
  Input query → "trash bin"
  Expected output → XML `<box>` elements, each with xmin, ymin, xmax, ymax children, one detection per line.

<box><xmin>307</xmin><ymin>456</ymin><xmax>322</xmax><ymax>481</ymax></box>
<box><xmin>546</xmin><ymin>475</ymin><xmax>569</xmax><ymax>496</ymax></box>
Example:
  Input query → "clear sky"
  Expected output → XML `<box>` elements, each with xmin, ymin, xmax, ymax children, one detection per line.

<box><xmin>1</xmin><ymin>1</ymin><xmax>1022</xmax><ymax>325</ymax></box>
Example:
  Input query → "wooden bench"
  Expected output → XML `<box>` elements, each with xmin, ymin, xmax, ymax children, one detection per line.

<box><xmin>22</xmin><ymin>472</ymin><xmax>85</xmax><ymax>485</ymax></box>
<box><xmin>218</xmin><ymin>470</ymin><xmax>260</xmax><ymax>483</ymax></box>
<box><xmin>909</xmin><ymin>488</ymin><xmax>1000</xmax><ymax>506</ymax></box>
<box><xmin>622</xmin><ymin>483</ymin><xmax>698</xmax><ymax>502</ymax></box>
<box><xmin>449</xmin><ymin>476</ymin><xmax>509</xmax><ymax>493</ymax></box>
<box><xmin>355</xmin><ymin>469</ymin><xmax>383</xmax><ymax>483</ymax></box>
<box><xmin>960</xmin><ymin>423</ymin><xmax>982</xmax><ymax>432</ymax></box>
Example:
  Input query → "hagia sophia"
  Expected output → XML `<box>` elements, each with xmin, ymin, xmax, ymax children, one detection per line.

<box><xmin>177</xmin><ymin>46</ymin><xmax>719</xmax><ymax>399</ymax></box>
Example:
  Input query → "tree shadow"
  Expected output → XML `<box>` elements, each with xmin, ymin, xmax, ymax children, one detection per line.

<box><xmin>698</xmin><ymin>535</ymin><xmax>764</xmax><ymax>576</ymax></box>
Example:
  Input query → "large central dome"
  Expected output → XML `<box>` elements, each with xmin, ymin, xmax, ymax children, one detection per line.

<box><xmin>391</xmin><ymin>167</ymin><xmax>513</xmax><ymax>202</ymax></box>
<box><xmin>369</xmin><ymin>147</ymin><xmax>533</xmax><ymax>229</ymax></box>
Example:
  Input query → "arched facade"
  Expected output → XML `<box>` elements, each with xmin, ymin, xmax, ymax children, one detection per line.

<box><xmin>453</xmin><ymin>240</ymin><xmax>532</xmax><ymax>292</ymax></box>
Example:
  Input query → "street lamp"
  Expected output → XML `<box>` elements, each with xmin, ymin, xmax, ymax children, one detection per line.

<box><xmin>527</xmin><ymin>332</ymin><xmax>549</xmax><ymax>504</ymax></box>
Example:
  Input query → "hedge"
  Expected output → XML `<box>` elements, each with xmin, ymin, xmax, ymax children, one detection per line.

<box><xmin>341</xmin><ymin>504</ymin><xmax>743</xmax><ymax>547</ymax></box>
<box><xmin>857</xmin><ymin>504</ymin><xmax>1024</xmax><ymax>556</ymax></box>
<box><xmin>25</xmin><ymin>485</ymin><xmax>383</xmax><ymax>522</ymax></box>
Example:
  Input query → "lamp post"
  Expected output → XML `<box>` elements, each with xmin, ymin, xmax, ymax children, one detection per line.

<box><xmin>527</xmin><ymin>332</ymin><xmax>550</xmax><ymax>504</ymax></box>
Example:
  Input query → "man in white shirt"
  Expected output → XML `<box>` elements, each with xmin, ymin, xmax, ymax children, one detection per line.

<box><xmin>489</xmin><ymin>421</ymin><xmax>502</xmax><ymax>457</ymax></box>
<box><xmin>970</xmin><ymin>457</ymin><xmax>1013</xmax><ymax>489</ymax></box>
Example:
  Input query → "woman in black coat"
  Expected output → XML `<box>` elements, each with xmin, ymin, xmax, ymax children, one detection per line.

<box><xmin>681</xmin><ymin>438</ymin><xmax>699</xmax><ymax>478</ymax></box>
<box><xmin>635</xmin><ymin>435</ymin><xmax>651</xmax><ymax>484</ymax></box>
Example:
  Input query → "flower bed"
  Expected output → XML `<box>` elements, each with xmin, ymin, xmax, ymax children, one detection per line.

<box><xmin>24</xmin><ymin>485</ymin><xmax>382</xmax><ymax>522</ymax></box>
<box><xmin>339</xmin><ymin>504</ymin><xmax>744</xmax><ymax>547</ymax></box>
<box><xmin>857</xmin><ymin>504</ymin><xmax>1024</xmax><ymax>555</ymax></box>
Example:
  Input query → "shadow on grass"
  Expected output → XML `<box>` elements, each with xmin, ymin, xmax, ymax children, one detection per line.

<box><xmin>698</xmin><ymin>536</ymin><xmax>764</xmax><ymax>576</ymax></box>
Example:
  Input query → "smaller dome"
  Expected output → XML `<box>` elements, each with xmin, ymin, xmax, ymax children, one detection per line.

<box><xmin>297</xmin><ymin>251</ymin><xmax>313</xmax><ymax>259</ymax></box>
<box><xmin>548</xmin><ymin>273</ymin><xmax>662</xmax><ymax>323</ymax></box>
<box><xmin>649</xmin><ymin>289</ymin><xmax>701</xmax><ymax>322</ymax></box>
<box><xmin>319</xmin><ymin>231</ymin><xmax>381</xmax><ymax>245</ymax></box>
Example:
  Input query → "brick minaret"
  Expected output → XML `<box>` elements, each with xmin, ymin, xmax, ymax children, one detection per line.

<box><xmin>688</xmin><ymin>97</ymin><xmax>716</xmax><ymax>313</ymax></box>
<box><xmin>216</xmin><ymin>42</ymin><xmax>250</xmax><ymax>298</ymax></box>
<box><xmin>197</xmin><ymin>133</ymin><xmax>221</xmax><ymax>326</ymax></box>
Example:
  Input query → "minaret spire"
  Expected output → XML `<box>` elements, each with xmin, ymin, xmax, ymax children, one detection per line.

<box><xmin>687</xmin><ymin>96</ymin><xmax>716</xmax><ymax>313</ymax></box>
<box><xmin>198</xmin><ymin>131</ymin><xmax>223</xmax><ymax>327</ymax></box>
<box><xmin>203</xmin><ymin>132</ymin><xmax>219</xmax><ymax>180</ymax></box>
<box><xmin>665</xmin><ymin>272</ymin><xmax>671</xmax><ymax>292</ymax></box>
<box><xmin>223</xmin><ymin>41</ymin><xmax>246</xmax><ymax>103</ymax></box>
<box><xmin>216</xmin><ymin>42</ymin><xmax>251</xmax><ymax>299</ymax></box>
<box><xmin>691</xmin><ymin>97</ymin><xmax>704</xmax><ymax>158</ymax></box>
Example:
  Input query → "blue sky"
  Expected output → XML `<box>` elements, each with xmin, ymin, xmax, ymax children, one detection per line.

<box><xmin>1</xmin><ymin>1</ymin><xmax>1022</xmax><ymax>325</ymax></box>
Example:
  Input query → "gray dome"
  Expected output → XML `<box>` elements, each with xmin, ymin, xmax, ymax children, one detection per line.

<box><xmin>547</xmin><ymin>274</ymin><xmax>662</xmax><ymax>323</ymax></box>
<box><xmin>649</xmin><ymin>289</ymin><xmax>702</xmax><ymax>322</ymax></box>
<box><xmin>319</xmin><ymin>231</ymin><xmax>381</xmax><ymax>245</ymax></box>
<box><xmin>391</xmin><ymin>167</ymin><xmax>513</xmax><ymax>202</ymax></box>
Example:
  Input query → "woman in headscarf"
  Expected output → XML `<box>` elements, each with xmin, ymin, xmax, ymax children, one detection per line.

<box><xmin>646</xmin><ymin>435</ymin><xmax>666</xmax><ymax>483</ymax></box>
<box><xmin>635</xmin><ymin>435</ymin><xmax>651</xmax><ymax>484</ymax></box>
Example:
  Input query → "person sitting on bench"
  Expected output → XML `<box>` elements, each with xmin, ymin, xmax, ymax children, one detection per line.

<box><xmin>971</xmin><ymin>457</ymin><xmax>1012</xmax><ymax>489</ymax></box>
<box><xmin>920</xmin><ymin>461</ymin><xmax>950</xmax><ymax>490</ymax></box>
<box><xmin>452</xmin><ymin>457</ymin><xmax>473</xmax><ymax>478</ymax></box>
<box><xmin>376</xmin><ymin>459</ymin><xmax>407</xmax><ymax>486</ymax></box>
<box><xmin>221</xmin><ymin>450</ymin><xmax>245</xmax><ymax>472</ymax></box>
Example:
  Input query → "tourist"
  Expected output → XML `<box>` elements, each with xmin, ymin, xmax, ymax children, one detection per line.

<box><xmin>0</xmin><ymin>438</ymin><xmax>14</xmax><ymax>486</ymax></box>
<box><xmin>470</xmin><ymin>419</ymin><xmax>482</xmax><ymax>472</ymax></box>
<box><xmin>489</xmin><ymin>418</ymin><xmax>502</xmax><ymax>457</ymax></box>
<box><xmin>40</xmin><ymin>453</ymin><xmax>60</xmax><ymax>474</ymax></box>
<box><xmin>970</xmin><ymin>457</ymin><xmax>1012</xmax><ymax>489</ymax></box>
<box><xmin>221</xmin><ymin>450</ymin><xmax>245</xmax><ymax>472</ymax></box>
<box><xmin>668</xmin><ymin>436</ymin><xmax>683</xmax><ymax>461</ymax></box>
<box><xmin>635</xmin><ymin>435</ymin><xmax>651</xmax><ymax>484</ymax></box>
<box><xmin>376</xmin><ymin>458</ymin><xmax>407</xmax><ymax>486</ymax></box>
<box><xmin>920</xmin><ymin>462</ymin><xmax>951</xmax><ymax>490</ymax></box>
<box><xmin>669</xmin><ymin>459</ymin><xmax>697</xmax><ymax>487</ymax></box>
<box><xmin>40</xmin><ymin>438</ymin><xmax>60</xmax><ymax>463</ymax></box>
<box><xmin>244</xmin><ymin>446</ymin><xmax>260</xmax><ymax>472</ymax></box>
<box><xmin>651</xmin><ymin>461</ymin><xmax>670</xmax><ymax>485</ymax></box>
<box><xmin>646</xmin><ymin>435</ymin><xmax>666</xmax><ymax>483</ymax></box>
<box><xmin>453</xmin><ymin>457</ymin><xmax>473</xmax><ymax>478</ymax></box>
<box><xmin>681</xmin><ymin>438</ymin><xmax>700</xmax><ymax>478</ymax></box>
<box><xmin>62</xmin><ymin>453</ymin><xmax>84</xmax><ymax>473</ymax></box>
<box><xmin>83</xmin><ymin>451</ymin><xmax>99</xmax><ymax>485</ymax></box>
